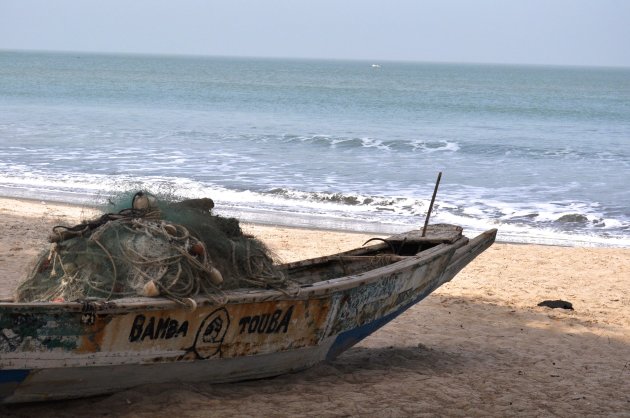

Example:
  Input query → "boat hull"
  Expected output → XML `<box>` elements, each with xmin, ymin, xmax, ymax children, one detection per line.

<box><xmin>0</xmin><ymin>229</ymin><xmax>496</xmax><ymax>403</ymax></box>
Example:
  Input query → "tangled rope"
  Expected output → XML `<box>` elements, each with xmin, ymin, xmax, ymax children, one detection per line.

<box><xmin>16</xmin><ymin>194</ymin><xmax>290</xmax><ymax>305</ymax></box>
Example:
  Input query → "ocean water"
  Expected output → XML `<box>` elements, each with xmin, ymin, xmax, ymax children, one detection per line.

<box><xmin>1</xmin><ymin>50</ymin><xmax>629</xmax><ymax>247</ymax></box>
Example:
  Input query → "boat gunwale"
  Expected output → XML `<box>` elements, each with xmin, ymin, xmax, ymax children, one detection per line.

<box><xmin>0</xmin><ymin>236</ymin><xmax>477</xmax><ymax>313</ymax></box>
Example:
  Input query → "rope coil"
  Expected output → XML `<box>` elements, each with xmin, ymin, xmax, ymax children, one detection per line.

<box><xmin>16</xmin><ymin>194</ymin><xmax>289</xmax><ymax>306</ymax></box>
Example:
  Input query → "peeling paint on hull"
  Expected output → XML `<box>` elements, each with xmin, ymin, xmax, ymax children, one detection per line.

<box><xmin>0</xmin><ymin>227</ymin><xmax>496</xmax><ymax>403</ymax></box>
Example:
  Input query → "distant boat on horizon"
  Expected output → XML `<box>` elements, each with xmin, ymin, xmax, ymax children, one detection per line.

<box><xmin>371</xmin><ymin>64</ymin><xmax>381</xmax><ymax>68</ymax></box>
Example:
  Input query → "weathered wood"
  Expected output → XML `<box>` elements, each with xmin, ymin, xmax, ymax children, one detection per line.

<box><xmin>387</xmin><ymin>224</ymin><xmax>463</xmax><ymax>245</ymax></box>
<box><xmin>422</xmin><ymin>171</ymin><xmax>442</xmax><ymax>237</ymax></box>
<box><xmin>0</xmin><ymin>225</ymin><xmax>496</xmax><ymax>404</ymax></box>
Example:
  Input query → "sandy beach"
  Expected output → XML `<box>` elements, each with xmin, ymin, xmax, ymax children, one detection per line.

<box><xmin>0</xmin><ymin>197</ymin><xmax>628</xmax><ymax>417</ymax></box>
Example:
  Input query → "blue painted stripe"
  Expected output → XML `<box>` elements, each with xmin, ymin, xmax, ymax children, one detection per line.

<box><xmin>0</xmin><ymin>369</ymin><xmax>30</xmax><ymax>384</ymax></box>
<box><xmin>0</xmin><ymin>369</ymin><xmax>30</xmax><ymax>401</ymax></box>
<box><xmin>326</xmin><ymin>283</ymin><xmax>439</xmax><ymax>361</ymax></box>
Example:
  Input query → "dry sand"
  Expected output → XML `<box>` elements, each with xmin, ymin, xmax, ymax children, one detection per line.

<box><xmin>0</xmin><ymin>197</ymin><xmax>628</xmax><ymax>417</ymax></box>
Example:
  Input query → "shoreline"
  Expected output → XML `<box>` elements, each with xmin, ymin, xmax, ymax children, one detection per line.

<box><xmin>0</xmin><ymin>195</ymin><xmax>629</xmax><ymax>415</ymax></box>
<box><xmin>0</xmin><ymin>195</ymin><xmax>382</xmax><ymax>235</ymax></box>
<box><xmin>1</xmin><ymin>195</ymin><xmax>625</xmax><ymax>249</ymax></box>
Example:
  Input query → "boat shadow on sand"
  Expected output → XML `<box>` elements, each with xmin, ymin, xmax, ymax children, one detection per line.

<box><xmin>2</xmin><ymin>294</ymin><xmax>628</xmax><ymax>417</ymax></box>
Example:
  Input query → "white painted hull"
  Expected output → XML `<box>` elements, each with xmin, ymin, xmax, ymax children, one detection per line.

<box><xmin>7</xmin><ymin>340</ymin><xmax>335</xmax><ymax>402</ymax></box>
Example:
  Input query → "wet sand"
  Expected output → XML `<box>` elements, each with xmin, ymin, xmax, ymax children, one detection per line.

<box><xmin>1</xmin><ymin>197</ymin><xmax>629</xmax><ymax>417</ymax></box>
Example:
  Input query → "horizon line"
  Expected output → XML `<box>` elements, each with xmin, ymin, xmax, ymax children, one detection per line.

<box><xmin>2</xmin><ymin>47</ymin><xmax>629</xmax><ymax>71</ymax></box>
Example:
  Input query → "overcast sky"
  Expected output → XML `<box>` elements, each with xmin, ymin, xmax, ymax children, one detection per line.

<box><xmin>1</xmin><ymin>0</ymin><xmax>629</xmax><ymax>67</ymax></box>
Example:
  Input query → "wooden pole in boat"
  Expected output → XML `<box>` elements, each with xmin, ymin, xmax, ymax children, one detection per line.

<box><xmin>422</xmin><ymin>171</ymin><xmax>442</xmax><ymax>237</ymax></box>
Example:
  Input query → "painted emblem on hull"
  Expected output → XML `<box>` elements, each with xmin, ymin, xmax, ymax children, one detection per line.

<box><xmin>190</xmin><ymin>308</ymin><xmax>230</xmax><ymax>359</ymax></box>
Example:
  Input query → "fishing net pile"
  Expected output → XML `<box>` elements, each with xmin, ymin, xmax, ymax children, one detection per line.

<box><xmin>16</xmin><ymin>192</ymin><xmax>289</xmax><ymax>304</ymax></box>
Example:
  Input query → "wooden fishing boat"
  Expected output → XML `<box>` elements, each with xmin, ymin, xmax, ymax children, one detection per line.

<box><xmin>0</xmin><ymin>224</ymin><xmax>496</xmax><ymax>403</ymax></box>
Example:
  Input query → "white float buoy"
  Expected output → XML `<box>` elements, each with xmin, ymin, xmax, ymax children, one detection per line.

<box><xmin>141</xmin><ymin>280</ymin><xmax>160</xmax><ymax>297</ymax></box>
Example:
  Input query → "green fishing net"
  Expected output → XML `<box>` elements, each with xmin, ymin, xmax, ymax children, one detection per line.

<box><xmin>16</xmin><ymin>193</ymin><xmax>288</xmax><ymax>304</ymax></box>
